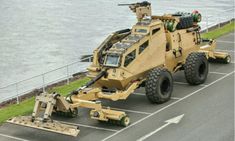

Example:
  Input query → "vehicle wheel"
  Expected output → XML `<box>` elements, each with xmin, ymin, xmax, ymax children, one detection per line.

<box><xmin>175</xmin><ymin>14</ymin><xmax>194</xmax><ymax>29</ymax></box>
<box><xmin>69</xmin><ymin>108</ymin><xmax>78</xmax><ymax>118</ymax></box>
<box><xmin>208</xmin><ymin>55</ymin><xmax>231</xmax><ymax>64</ymax></box>
<box><xmin>184</xmin><ymin>52</ymin><xmax>208</xmax><ymax>85</ymax></box>
<box><xmin>145</xmin><ymin>68</ymin><xmax>173</xmax><ymax>104</ymax></box>
<box><xmin>120</xmin><ymin>116</ymin><xmax>130</xmax><ymax>127</ymax></box>
<box><xmin>223</xmin><ymin>55</ymin><xmax>231</xmax><ymax>64</ymax></box>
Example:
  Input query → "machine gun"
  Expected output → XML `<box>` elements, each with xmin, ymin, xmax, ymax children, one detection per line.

<box><xmin>118</xmin><ymin>1</ymin><xmax>152</xmax><ymax>21</ymax></box>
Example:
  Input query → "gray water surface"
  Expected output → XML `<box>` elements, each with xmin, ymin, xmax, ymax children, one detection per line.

<box><xmin>0</xmin><ymin>0</ymin><xmax>234</xmax><ymax>87</ymax></box>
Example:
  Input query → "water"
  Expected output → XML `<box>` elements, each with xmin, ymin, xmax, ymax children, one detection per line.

<box><xmin>0</xmin><ymin>0</ymin><xmax>234</xmax><ymax>87</ymax></box>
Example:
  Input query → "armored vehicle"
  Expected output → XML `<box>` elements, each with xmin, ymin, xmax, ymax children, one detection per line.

<box><xmin>8</xmin><ymin>1</ymin><xmax>230</xmax><ymax>136</ymax></box>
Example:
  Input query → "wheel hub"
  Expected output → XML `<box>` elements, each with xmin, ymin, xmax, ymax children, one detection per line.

<box><xmin>160</xmin><ymin>78</ymin><xmax>170</xmax><ymax>95</ymax></box>
<box><xmin>198</xmin><ymin>62</ymin><xmax>206</xmax><ymax>78</ymax></box>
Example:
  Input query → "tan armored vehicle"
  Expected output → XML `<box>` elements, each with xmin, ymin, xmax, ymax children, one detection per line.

<box><xmin>8</xmin><ymin>1</ymin><xmax>231</xmax><ymax>136</ymax></box>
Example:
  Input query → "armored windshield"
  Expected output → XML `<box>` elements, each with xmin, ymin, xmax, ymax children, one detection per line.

<box><xmin>135</xmin><ymin>28</ymin><xmax>148</xmax><ymax>33</ymax></box>
<box><xmin>104</xmin><ymin>54</ymin><xmax>120</xmax><ymax>67</ymax></box>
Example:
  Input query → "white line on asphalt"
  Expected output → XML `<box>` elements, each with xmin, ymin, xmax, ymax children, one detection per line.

<box><xmin>170</xmin><ymin>97</ymin><xmax>181</xmax><ymax>100</ymax></box>
<box><xmin>173</xmin><ymin>81</ymin><xmax>189</xmax><ymax>85</ymax></box>
<box><xmin>133</xmin><ymin>92</ymin><xmax>181</xmax><ymax>100</ymax></box>
<box><xmin>217</xmin><ymin>40</ymin><xmax>235</xmax><ymax>44</ymax></box>
<box><xmin>137</xmin><ymin>114</ymin><xmax>185</xmax><ymax>141</ymax></box>
<box><xmin>59</xmin><ymin>121</ymin><xmax>118</xmax><ymax>132</ymax></box>
<box><xmin>101</xmin><ymin>71</ymin><xmax>234</xmax><ymax>141</ymax></box>
<box><xmin>216</xmin><ymin>49</ymin><xmax>235</xmax><ymax>53</ymax></box>
<box><xmin>0</xmin><ymin>133</ymin><xmax>29</xmax><ymax>141</ymax></box>
<box><xmin>174</xmin><ymin>81</ymin><xmax>207</xmax><ymax>87</ymax></box>
<box><xmin>138</xmin><ymin>122</ymin><xmax>171</xmax><ymax>141</ymax></box>
<box><xmin>133</xmin><ymin>92</ymin><xmax>145</xmax><ymax>96</ymax></box>
<box><xmin>209</xmin><ymin>71</ymin><xmax>228</xmax><ymax>75</ymax></box>
<box><xmin>112</xmin><ymin>107</ymin><xmax>151</xmax><ymax>115</ymax></box>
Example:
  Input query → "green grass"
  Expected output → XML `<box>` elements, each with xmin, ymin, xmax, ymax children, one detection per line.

<box><xmin>0</xmin><ymin>77</ymin><xmax>90</xmax><ymax>124</ymax></box>
<box><xmin>48</xmin><ymin>77</ymin><xmax>90</xmax><ymax>95</ymax></box>
<box><xmin>201</xmin><ymin>21</ymin><xmax>235</xmax><ymax>39</ymax></box>
<box><xmin>0</xmin><ymin>97</ymin><xmax>35</xmax><ymax>124</ymax></box>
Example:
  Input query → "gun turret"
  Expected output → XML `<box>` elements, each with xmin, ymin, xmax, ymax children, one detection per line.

<box><xmin>118</xmin><ymin>1</ymin><xmax>152</xmax><ymax>21</ymax></box>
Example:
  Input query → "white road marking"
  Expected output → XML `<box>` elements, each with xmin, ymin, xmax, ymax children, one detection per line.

<box><xmin>133</xmin><ymin>93</ymin><xmax>181</xmax><ymax>100</ymax></box>
<box><xmin>217</xmin><ymin>40</ymin><xmax>235</xmax><ymax>44</ymax></box>
<box><xmin>101</xmin><ymin>71</ymin><xmax>234</xmax><ymax>141</ymax></box>
<box><xmin>173</xmin><ymin>81</ymin><xmax>189</xmax><ymax>85</ymax></box>
<box><xmin>174</xmin><ymin>81</ymin><xmax>207</xmax><ymax>87</ymax></box>
<box><xmin>170</xmin><ymin>97</ymin><xmax>181</xmax><ymax>100</ymax></box>
<box><xmin>215</xmin><ymin>49</ymin><xmax>235</xmax><ymax>53</ymax></box>
<box><xmin>137</xmin><ymin>114</ymin><xmax>185</xmax><ymax>141</ymax></box>
<box><xmin>111</xmin><ymin>107</ymin><xmax>151</xmax><ymax>115</ymax></box>
<box><xmin>59</xmin><ymin>121</ymin><xmax>118</xmax><ymax>132</ymax></box>
<box><xmin>0</xmin><ymin>133</ymin><xmax>29</xmax><ymax>141</ymax></box>
<box><xmin>133</xmin><ymin>92</ymin><xmax>145</xmax><ymax>96</ymax></box>
<box><xmin>209</xmin><ymin>71</ymin><xmax>228</xmax><ymax>75</ymax></box>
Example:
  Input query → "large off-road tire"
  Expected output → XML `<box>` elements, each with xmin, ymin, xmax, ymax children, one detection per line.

<box><xmin>145</xmin><ymin>68</ymin><xmax>173</xmax><ymax>104</ymax></box>
<box><xmin>177</xmin><ymin>16</ymin><xmax>194</xmax><ymax>29</ymax></box>
<box><xmin>173</xmin><ymin>12</ymin><xmax>194</xmax><ymax>29</ymax></box>
<box><xmin>184</xmin><ymin>52</ymin><xmax>209</xmax><ymax>85</ymax></box>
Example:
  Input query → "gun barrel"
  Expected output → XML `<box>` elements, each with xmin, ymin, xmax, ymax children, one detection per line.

<box><xmin>118</xmin><ymin>1</ymin><xmax>151</xmax><ymax>7</ymax></box>
<box><xmin>118</xmin><ymin>4</ymin><xmax>133</xmax><ymax>6</ymax></box>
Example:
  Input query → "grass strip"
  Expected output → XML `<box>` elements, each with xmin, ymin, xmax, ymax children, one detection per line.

<box><xmin>0</xmin><ymin>77</ymin><xmax>90</xmax><ymax>124</ymax></box>
<box><xmin>201</xmin><ymin>21</ymin><xmax>234</xmax><ymax>39</ymax></box>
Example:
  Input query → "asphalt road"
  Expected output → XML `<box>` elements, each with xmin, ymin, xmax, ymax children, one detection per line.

<box><xmin>0</xmin><ymin>32</ymin><xmax>234</xmax><ymax>141</ymax></box>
